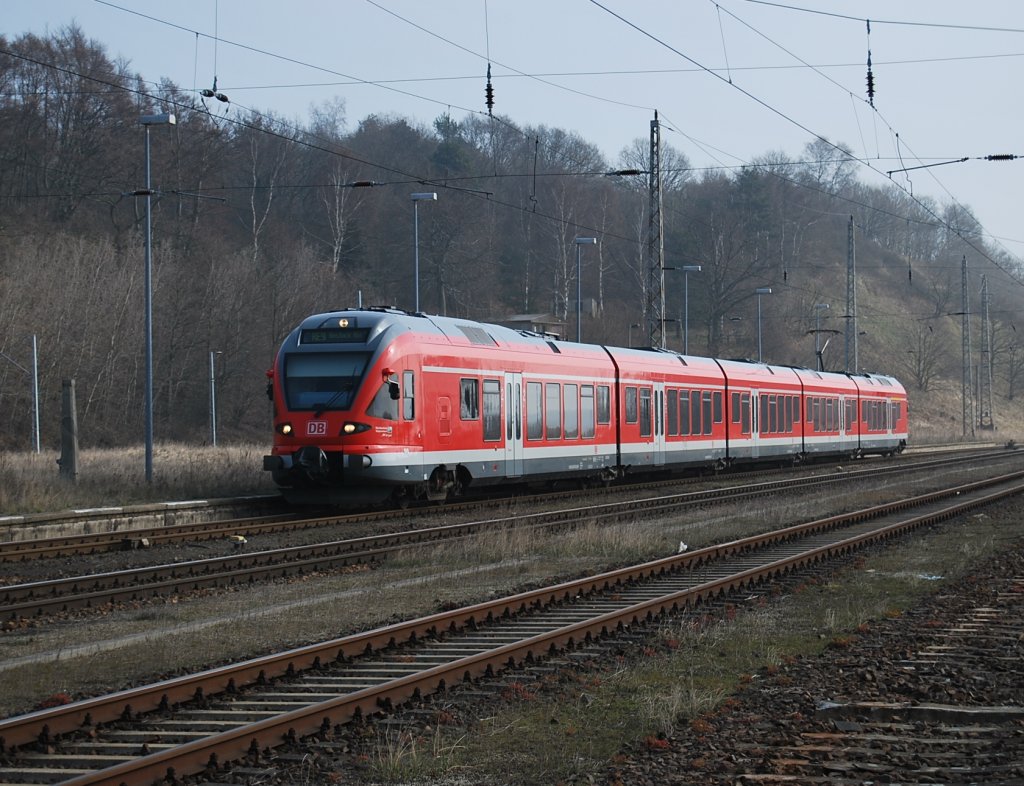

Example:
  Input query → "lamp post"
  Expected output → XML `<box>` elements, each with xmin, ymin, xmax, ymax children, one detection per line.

<box><xmin>681</xmin><ymin>265</ymin><xmax>701</xmax><ymax>355</ymax></box>
<box><xmin>139</xmin><ymin>112</ymin><xmax>176</xmax><ymax>483</ymax></box>
<box><xmin>209</xmin><ymin>350</ymin><xmax>222</xmax><ymax>447</ymax></box>
<box><xmin>411</xmin><ymin>192</ymin><xmax>437</xmax><ymax>312</ymax></box>
<box><xmin>813</xmin><ymin>303</ymin><xmax>830</xmax><ymax>370</ymax></box>
<box><xmin>755</xmin><ymin>287</ymin><xmax>772</xmax><ymax>363</ymax></box>
<box><xmin>574</xmin><ymin>237</ymin><xmax>598</xmax><ymax>342</ymax></box>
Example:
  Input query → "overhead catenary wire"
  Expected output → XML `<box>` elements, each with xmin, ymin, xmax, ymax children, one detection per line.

<box><xmin>4</xmin><ymin>7</ymin><xmax>1022</xmax><ymax>280</ymax></box>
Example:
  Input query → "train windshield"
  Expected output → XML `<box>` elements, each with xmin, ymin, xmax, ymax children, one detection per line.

<box><xmin>284</xmin><ymin>352</ymin><xmax>369</xmax><ymax>411</ymax></box>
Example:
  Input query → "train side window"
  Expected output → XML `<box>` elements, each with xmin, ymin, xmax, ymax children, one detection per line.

<box><xmin>564</xmin><ymin>384</ymin><xmax>579</xmax><ymax>439</ymax></box>
<box><xmin>483</xmin><ymin>379</ymin><xmax>501</xmax><ymax>441</ymax></box>
<box><xmin>526</xmin><ymin>382</ymin><xmax>543</xmax><ymax>440</ymax></box>
<box><xmin>731</xmin><ymin>392</ymin><xmax>741</xmax><ymax>424</ymax></box>
<box><xmin>784</xmin><ymin>395</ymin><xmax>793</xmax><ymax>432</ymax></box>
<box><xmin>625</xmin><ymin>386</ymin><xmax>638</xmax><ymax>424</ymax></box>
<box><xmin>792</xmin><ymin>395</ymin><xmax>800</xmax><ymax>424</ymax></box>
<box><xmin>691</xmin><ymin>390</ymin><xmax>703</xmax><ymax>435</ymax></box>
<box><xmin>845</xmin><ymin>399</ymin><xmax>855</xmax><ymax>431</ymax></box>
<box><xmin>365</xmin><ymin>383</ymin><xmax>398</xmax><ymax>420</ymax></box>
<box><xmin>546</xmin><ymin>383</ymin><xmax>562</xmax><ymax>439</ymax></box>
<box><xmin>741</xmin><ymin>393</ymin><xmax>750</xmax><ymax>434</ymax></box>
<box><xmin>702</xmin><ymin>391</ymin><xmax>712</xmax><ymax>435</ymax></box>
<box><xmin>639</xmin><ymin>388</ymin><xmax>652</xmax><ymax>437</ymax></box>
<box><xmin>680</xmin><ymin>390</ymin><xmax>690</xmax><ymax>435</ymax></box>
<box><xmin>759</xmin><ymin>394</ymin><xmax>769</xmax><ymax>434</ymax></box>
<box><xmin>806</xmin><ymin>397</ymin><xmax>813</xmax><ymax>425</ymax></box>
<box><xmin>768</xmin><ymin>395</ymin><xmax>777</xmax><ymax>433</ymax></box>
<box><xmin>668</xmin><ymin>389</ymin><xmax>679</xmax><ymax>435</ymax></box>
<box><xmin>597</xmin><ymin>385</ymin><xmax>611</xmax><ymax>425</ymax></box>
<box><xmin>460</xmin><ymin>379</ymin><xmax>479</xmax><ymax>420</ymax></box>
<box><xmin>581</xmin><ymin>385</ymin><xmax>595</xmax><ymax>438</ymax></box>
<box><xmin>713</xmin><ymin>391</ymin><xmax>723</xmax><ymax>424</ymax></box>
<box><xmin>402</xmin><ymin>371</ymin><xmax>415</xmax><ymax>420</ymax></box>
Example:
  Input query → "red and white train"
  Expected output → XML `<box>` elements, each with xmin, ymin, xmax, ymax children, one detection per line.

<box><xmin>263</xmin><ymin>308</ymin><xmax>908</xmax><ymax>505</ymax></box>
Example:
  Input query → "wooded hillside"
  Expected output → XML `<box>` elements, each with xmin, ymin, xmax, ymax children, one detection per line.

<box><xmin>1</xmin><ymin>26</ymin><xmax>1020</xmax><ymax>450</ymax></box>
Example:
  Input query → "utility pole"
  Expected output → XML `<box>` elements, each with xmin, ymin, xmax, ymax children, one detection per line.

<box><xmin>979</xmin><ymin>274</ymin><xmax>994</xmax><ymax>430</ymax></box>
<box><xmin>961</xmin><ymin>255</ymin><xmax>974</xmax><ymax>438</ymax></box>
<box><xmin>845</xmin><ymin>216</ymin><xmax>857</xmax><ymax>373</ymax></box>
<box><xmin>645</xmin><ymin>111</ymin><xmax>666</xmax><ymax>348</ymax></box>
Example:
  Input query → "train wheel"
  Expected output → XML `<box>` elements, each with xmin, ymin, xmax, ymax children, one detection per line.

<box><xmin>425</xmin><ymin>467</ymin><xmax>451</xmax><ymax>502</ymax></box>
<box><xmin>392</xmin><ymin>487</ymin><xmax>412</xmax><ymax>509</ymax></box>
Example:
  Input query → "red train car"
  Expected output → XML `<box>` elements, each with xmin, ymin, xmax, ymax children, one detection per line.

<box><xmin>263</xmin><ymin>308</ymin><xmax>908</xmax><ymax>505</ymax></box>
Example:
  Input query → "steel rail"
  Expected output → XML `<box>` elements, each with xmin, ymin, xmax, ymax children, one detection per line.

<box><xmin>1</xmin><ymin>469</ymin><xmax>1022</xmax><ymax>785</ymax></box>
<box><xmin>3</xmin><ymin>452</ymin><xmax>1017</xmax><ymax>622</ymax></box>
<box><xmin>0</xmin><ymin>449</ymin><xmax>1004</xmax><ymax>563</ymax></box>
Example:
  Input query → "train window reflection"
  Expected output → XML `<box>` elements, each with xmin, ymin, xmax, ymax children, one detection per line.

<box><xmin>366</xmin><ymin>383</ymin><xmax>398</xmax><ymax>420</ymax></box>
<box><xmin>284</xmin><ymin>352</ymin><xmax>369</xmax><ymax>411</ymax></box>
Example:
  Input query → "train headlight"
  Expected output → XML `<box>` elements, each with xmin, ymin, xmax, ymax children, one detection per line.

<box><xmin>276</xmin><ymin>422</ymin><xmax>294</xmax><ymax>436</ymax></box>
<box><xmin>341</xmin><ymin>421</ymin><xmax>371</xmax><ymax>435</ymax></box>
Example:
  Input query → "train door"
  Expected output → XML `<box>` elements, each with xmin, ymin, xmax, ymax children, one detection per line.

<box><xmin>504</xmin><ymin>372</ymin><xmax>524</xmax><ymax>477</ymax></box>
<box><xmin>653</xmin><ymin>383</ymin><xmax>666</xmax><ymax>466</ymax></box>
<box><xmin>750</xmin><ymin>391</ymin><xmax>761</xmax><ymax>459</ymax></box>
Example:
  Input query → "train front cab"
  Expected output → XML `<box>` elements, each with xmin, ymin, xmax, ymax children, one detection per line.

<box><xmin>263</xmin><ymin>311</ymin><xmax>431</xmax><ymax>506</ymax></box>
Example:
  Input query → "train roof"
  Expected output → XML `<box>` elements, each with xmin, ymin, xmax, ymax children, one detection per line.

<box><xmin>291</xmin><ymin>307</ymin><xmax>617</xmax><ymax>357</ymax></box>
<box><xmin>286</xmin><ymin>308</ymin><xmax>905</xmax><ymax>395</ymax></box>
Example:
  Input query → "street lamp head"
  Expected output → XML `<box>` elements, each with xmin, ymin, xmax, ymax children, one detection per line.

<box><xmin>682</xmin><ymin>265</ymin><xmax>702</xmax><ymax>273</ymax></box>
<box><xmin>574</xmin><ymin>237</ymin><xmax>598</xmax><ymax>245</ymax></box>
<box><xmin>814</xmin><ymin>303</ymin><xmax>830</xmax><ymax>310</ymax></box>
<box><xmin>139</xmin><ymin>113</ymin><xmax>176</xmax><ymax>126</ymax></box>
<box><xmin>755</xmin><ymin>287</ymin><xmax>772</xmax><ymax>295</ymax></box>
<box><xmin>411</xmin><ymin>192</ymin><xmax>437</xmax><ymax>202</ymax></box>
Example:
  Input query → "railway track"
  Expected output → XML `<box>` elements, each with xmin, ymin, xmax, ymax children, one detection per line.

<box><xmin>1</xmin><ymin>467</ymin><xmax>1021</xmax><ymax>785</ymax></box>
<box><xmin>611</xmin><ymin>549</ymin><xmax>1024</xmax><ymax>783</ymax></box>
<box><xmin>2</xmin><ymin>451</ymin><xmax>1019</xmax><ymax>623</ymax></box>
<box><xmin>0</xmin><ymin>447</ymin><xmax>1002</xmax><ymax>563</ymax></box>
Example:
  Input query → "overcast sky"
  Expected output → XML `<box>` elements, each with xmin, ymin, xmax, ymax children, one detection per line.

<box><xmin>6</xmin><ymin>1</ymin><xmax>1024</xmax><ymax>257</ymax></box>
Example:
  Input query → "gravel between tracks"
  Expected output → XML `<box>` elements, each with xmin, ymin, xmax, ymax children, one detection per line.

<box><xmin>602</xmin><ymin>541</ymin><xmax>1024</xmax><ymax>785</ymax></box>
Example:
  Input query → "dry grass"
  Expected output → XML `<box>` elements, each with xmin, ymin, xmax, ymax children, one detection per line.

<box><xmin>0</xmin><ymin>443</ymin><xmax>275</xmax><ymax>514</ymax></box>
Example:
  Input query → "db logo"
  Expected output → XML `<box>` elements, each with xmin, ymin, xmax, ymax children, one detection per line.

<box><xmin>307</xmin><ymin>421</ymin><xmax>328</xmax><ymax>436</ymax></box>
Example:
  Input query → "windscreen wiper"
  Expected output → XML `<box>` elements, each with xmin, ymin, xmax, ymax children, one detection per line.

<box><xmin>314</xmin><ymin>385</ymin><xmax>350</xmax><ymax>418</ymax></box>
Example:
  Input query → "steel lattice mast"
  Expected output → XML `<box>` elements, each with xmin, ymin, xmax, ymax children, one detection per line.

<box><xmin>646</xmin><ymin>112</ymin><xmax>666</xmax><ymax>348</ymax></box>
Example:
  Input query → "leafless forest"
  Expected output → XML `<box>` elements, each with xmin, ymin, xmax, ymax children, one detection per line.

<box><xmin>1</xmin><ymin>26</ymin><xmax>1020</xmax><ymax>450</ymax></box>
